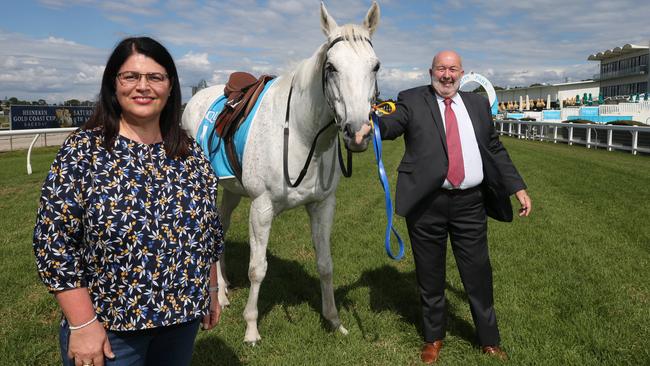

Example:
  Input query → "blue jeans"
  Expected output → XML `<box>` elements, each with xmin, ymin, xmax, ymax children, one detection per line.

<box><xmin>60</xmin><ymin>319</ymin><xmax>201</xmax><ymax>366</ymax></box>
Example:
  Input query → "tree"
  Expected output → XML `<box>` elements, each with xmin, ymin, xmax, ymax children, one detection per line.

<box><xmin>64</xmin><ymin>99</ymin><xmax>81</xmax><ymax>106</ymax></box>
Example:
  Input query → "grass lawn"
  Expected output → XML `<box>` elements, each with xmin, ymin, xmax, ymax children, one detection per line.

<box><xmin>1</xmin><ymin>137</ymin><xmax>648</xmax><ymax>365</ymax></box>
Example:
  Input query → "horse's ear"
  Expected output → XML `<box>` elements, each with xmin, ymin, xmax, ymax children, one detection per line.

<box><xmin>363</xmin><ymin>1</ymin><xmax>380</xmax><ymax>37</ymax></box>
<box><xmin>320</xmin><ymin>1</ymin><xmax>338</xmax><ymax>37</ymax></box>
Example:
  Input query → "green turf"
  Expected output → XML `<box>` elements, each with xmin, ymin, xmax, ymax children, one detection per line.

<box><xmin>1</xmin><ymin>138</ymin><xmax>648</xmax><ymax>365</ymax></box>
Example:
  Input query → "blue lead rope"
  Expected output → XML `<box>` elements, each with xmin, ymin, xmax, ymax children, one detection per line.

<box><xmin>371</xmin><ymin>112</ymin><xmax>405</xmax><ymax>260</ymax></box>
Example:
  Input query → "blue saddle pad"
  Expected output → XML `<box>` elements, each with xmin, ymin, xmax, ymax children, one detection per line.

<box><xmin>195</xmin><ymin>79</ymin><xmax>276</xmax><ymax>179</ymax></box>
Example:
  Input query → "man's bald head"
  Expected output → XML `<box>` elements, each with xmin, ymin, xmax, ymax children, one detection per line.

<box><xmin>432</xmin><ymin>50</ymin><xmax>463</xmax><ymax>70</ymax></box>
<box><xmin>429</xmin><ymin>50</ymin><xmax>464</xmax><ymax>98</ymax></box>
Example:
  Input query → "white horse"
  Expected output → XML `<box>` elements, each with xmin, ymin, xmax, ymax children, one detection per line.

<box><xmin>182</xmin><ymin>2</ymin><xmax>380</xmax><ymax>343</ymax></box>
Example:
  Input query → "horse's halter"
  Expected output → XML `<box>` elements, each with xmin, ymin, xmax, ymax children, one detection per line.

<box><xmin>283</xmin><ymin>35</ymin><xmax>377</xmax><ymax>188</ymax></box>
<box><xmin>321</xmin><ymin>35</ymin><xmax>379</xmax><ymax>127</ymax></box>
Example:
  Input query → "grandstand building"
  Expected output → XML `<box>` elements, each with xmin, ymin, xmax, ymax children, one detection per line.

<box><xmin>492</xmin><ymin>41</ymin><xmax>650</xmax><ymax>110</ymax></box>
<box><xmin>588</xmin><ymin>43</ymin><xmax>649</xmax><ymax>99</ymax></box>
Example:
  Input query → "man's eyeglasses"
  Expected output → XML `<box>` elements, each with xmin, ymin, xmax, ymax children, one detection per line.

<box><xmin>117</xmin><ymin>71</ymin><xmax>170</xmax><ymax>86</ymax></box>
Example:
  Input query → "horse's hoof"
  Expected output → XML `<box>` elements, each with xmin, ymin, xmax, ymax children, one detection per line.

<box><xmin>218</xmin><ymin>294</ymin><xmax>230</xmax><ymax>307</ymax></box>
<box><xmin>244</xmin><ymin>330</ymin><xmax>261</xmax><ymax>345</ymax></box>
<box><xmin>244</xmin><ymin>337</ymin><xmax>261</xmax><ymax>346</ymax></box>
<box><xmin>337</xmin><ymin>325</ymin><xmax>349</xmax><ymax>335</ymax></box>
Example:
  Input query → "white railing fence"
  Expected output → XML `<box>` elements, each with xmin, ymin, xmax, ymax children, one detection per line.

<box><xmin>2</xmin><ymin>123</ymin><xmax>648</xmax><ymax>176</ymax></box>
<box><xmin>0</xmin><ymin>128</ymin><xmax>77</xmax><ymax>174</ymax></box>
<box><xmin>494</xmin><ymin>120</ymin><xmax>650</xmax><ymax>155</ymax></box>
<box><xmin>560</xmin><ymin>103</ymin><xmax>650</xmax><ymax>123</ymax></box>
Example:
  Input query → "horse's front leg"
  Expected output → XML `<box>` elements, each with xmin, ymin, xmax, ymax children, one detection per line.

<box><xmin>243</xmin><ymin>194</ymin><xmax>274</xmax><ymax>344</ymax></box>
<box><xmin>306</xmin><ymin>193</ymin><xmax>348</xmax><ymax>335</ymax></box>
<box><xmin>217</xmin><ymin>189</ymin><xmax>242</xmax><ymax>307</ymax></box>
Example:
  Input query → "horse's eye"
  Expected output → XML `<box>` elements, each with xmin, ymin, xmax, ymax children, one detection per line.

<box><xmin>325</xmin><ymin>63</ymin><xmax>337</xmax><ymax>73</ymax></box>
<box><xmin>372</xmin><ymin>62</ymin><xmax>380</xmax><ymax>72</ymax></box>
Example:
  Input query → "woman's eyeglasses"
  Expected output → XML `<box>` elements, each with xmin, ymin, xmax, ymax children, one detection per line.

<box><xmin>117</xmin><ymin>71</ymin><xmax>169</xmax><ymax>86</ymax></box>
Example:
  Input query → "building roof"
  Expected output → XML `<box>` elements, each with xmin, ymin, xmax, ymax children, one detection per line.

<box><xmin>501</xmin><ymin>80</ymin><xmax>597</xmax><ymax>91</ymax></box>
<box><xmin>552</xmin><ymin>80</ymin><xmax>598</xmax><ymax>87</ymax></box>
<box><xmin>587</xmin><ymin>43</ymin><xmax>649</xmax><ymax>61</ymax></box>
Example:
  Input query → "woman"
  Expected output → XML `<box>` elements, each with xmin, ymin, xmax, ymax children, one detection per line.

<box><xmin>33</xmin><ymin>37</ymin><xmax>224</xmax><ymax>366</ymax></box>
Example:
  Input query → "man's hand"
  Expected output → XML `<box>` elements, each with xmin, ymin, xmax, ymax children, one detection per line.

<box><xmin>515</xmin><ymin>189</ymin><xmax>531</xmax><ymax>217</ymax></box>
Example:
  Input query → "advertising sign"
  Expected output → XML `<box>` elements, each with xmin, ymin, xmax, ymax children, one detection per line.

<box><xmin>10</xmin><ymin>105</ymin><xmax>93</xmax><ymax>130</ymax></box>
<box><xmin>460</xmin><ymin>72</ymin><xmax>499</xmax><ymax>116</ymax></box>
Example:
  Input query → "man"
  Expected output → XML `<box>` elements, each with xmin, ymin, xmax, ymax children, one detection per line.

<box><xmin>358</xmin><ymin>50</ymin><xmax>531</xmax><ymax>363</ymax></box>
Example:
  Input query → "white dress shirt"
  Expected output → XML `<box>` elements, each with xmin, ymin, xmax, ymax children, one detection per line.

<box><xmin>436</xmin><ymin>93</ymin><xmax>484</xmax><ymax>190</ymax></box>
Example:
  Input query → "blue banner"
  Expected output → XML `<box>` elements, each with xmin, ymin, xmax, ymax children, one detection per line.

<box><xmin>579</xmin><ymin>107</ymin><xmax>599</xmax><ymax>117</ymax></box>
<box><xmin>10</xmin><ymin>105</ymin><xmax>93</xmax><ymax>130</ymax></box>
<box><xmin>542</xmin><ymin>110</ymin><xmax>561</xmax><ymax>121</ymax></box>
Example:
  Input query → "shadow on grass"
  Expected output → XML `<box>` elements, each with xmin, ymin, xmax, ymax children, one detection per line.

<box><xmin>220</xmin><ymin>240</ymin><xmax>324</xmax><ymax>326</ymax></box>
<box><xmin>221</xmin><ymin>240</ymin><xmax>476</xmax><ymax>344</ymax></box>
<box><xmin>336</xmin><ymin>265</ymin><xmax>476</xmax><ymax>344</ymax></box>
<box><xmin>192</xmin><ymin>335</ymin><xmax>241</xmax><ymax>366</ymax></box>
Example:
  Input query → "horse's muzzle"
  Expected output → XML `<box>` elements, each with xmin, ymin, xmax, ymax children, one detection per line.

<box><xmin>343</xmin><ymin>123</ymin><xmax>371</xmax><ymax>152</ymax></box>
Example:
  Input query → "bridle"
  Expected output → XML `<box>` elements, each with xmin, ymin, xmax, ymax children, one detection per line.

<box><xmin>321</xmin><ymin>36</ymin><xmax>379</xmax><ymax>109</ymax></box>
<box><xmin>283</xmin><ymin>35</ymin><xmax>377</xmax><ymax>188</ymax></box>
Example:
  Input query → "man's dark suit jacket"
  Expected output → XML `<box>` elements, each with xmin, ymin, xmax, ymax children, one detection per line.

<box><xmin>378</xmin><ymin>85</ymin><xmax>526</xmax><ymax>221</ymax></box>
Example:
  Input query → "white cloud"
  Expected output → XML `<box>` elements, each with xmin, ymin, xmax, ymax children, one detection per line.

<box><xmin>0</xmin><ymin>30</ymin><xmax>105</xmax><ymax>102</ymax></box>
<box><xmin>377</xmin><ymin>67</ymin><xmax>428</xmax><ymax>98</ymax></box>
<box><xmin>268</xmin><ymin>0</ymin><xmax>306</xmax><ymax>15</ymax></box>
<box><xmin>45</xmin><ymin>36</ymin><xmax>77</xmax><ymax>46</ymax></box>
<box><xmin>73</xmin><ymin>63</ymin><xmax>104</xmax><ymax>84</ymax></box>
<box><xmin>177</xmin><ymin>52</ymin><xmax>211</xmax><ymax>71</ymax></box>
<box><xmin>3</xmin><ymin>56</ymin><xmax>18</xmax><ymax>68</ymax></box>
<box><xmin>7</xmin><ymin>0</ymin><xmax>649</xmax><ymax>102</ymax></box>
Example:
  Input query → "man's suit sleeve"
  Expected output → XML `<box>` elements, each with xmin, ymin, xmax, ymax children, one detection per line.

<box><xmin>481</xmin><ymin>97</ymin><xmax>527</xmax><ymax>195</ymax></box>
<box><xmin>377</xmin><ymin>91</ymin><xmax>410</xmax><ymax>140</ymax></box>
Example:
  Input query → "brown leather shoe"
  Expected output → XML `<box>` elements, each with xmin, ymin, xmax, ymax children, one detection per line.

<box><xmin>482</xmin><ymin>345</ymin><xmax>508</xmax><ymax>361</ymax></box>
<box><xmin>420</xmin><ymin>340</ymin><xmax>443</xmax><ymax>364</ymax></box>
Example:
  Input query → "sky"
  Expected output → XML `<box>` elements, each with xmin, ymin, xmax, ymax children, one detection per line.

<box><xmin>1</xmin><ymin>0</ymin><xmax>648</xmax><ymax>103</ymax></box>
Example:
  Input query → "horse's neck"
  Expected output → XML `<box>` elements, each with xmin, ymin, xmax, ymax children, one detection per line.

<box><xmin>288</xmin><ymin>50</ymin><xmax>336</xmax><ymax>146</ymax></box>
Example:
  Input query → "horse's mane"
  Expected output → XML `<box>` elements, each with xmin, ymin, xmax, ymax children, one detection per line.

<box><xmin>312</xmin><ymin>24</ymin><xmax>373</xmax><ymax>72</ymax></box>
<box><xmin>333</xmin><ymin>24</ymin><xmax>373</xmax><ymax>54</ymax></box>
<box><xmin>296</xmin><ymin>24</ymin><xmax>373</xmax><ymax>89</ymax></box>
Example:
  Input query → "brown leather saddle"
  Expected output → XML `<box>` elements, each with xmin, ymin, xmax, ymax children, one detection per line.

<box><xmin>208</xmin><ymin>71</ymin><xmax>275</xmax><ymax>182</ymax></box>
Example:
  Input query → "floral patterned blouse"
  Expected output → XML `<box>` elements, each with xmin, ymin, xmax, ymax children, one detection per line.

<box><xmin>33</xmin><ymin>128</ymin><xmax>224</xmax><ymax>331</ymax></box>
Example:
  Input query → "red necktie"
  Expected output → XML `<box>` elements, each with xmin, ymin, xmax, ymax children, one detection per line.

<box><xmin>443</xmin><ymin>98</ymin><xmax>465</xmax><ymax>187</ymax></box>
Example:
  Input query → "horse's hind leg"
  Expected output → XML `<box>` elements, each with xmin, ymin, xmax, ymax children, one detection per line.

<box><xmin>217</xmin><ymin>189</ymin><xmax>242</xmax><ymax>307</ymax></box>
<box><xmin>243</xmin><ymin>194</ymin><xmax>274</xmax><ymax>344</ymax></box>
<box><xmin>306</xmin><ymin>194</ymin><xmax>348</xmax><ymax>335</ymax></box>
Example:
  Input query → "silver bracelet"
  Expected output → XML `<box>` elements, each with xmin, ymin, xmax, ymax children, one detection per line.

<box><xmin>208</xmin><ymin>286</ymin><xmax>219</xmax><ymax>292</ymax></box>
<box><xmin>68</xmin><ymin>315</ymin><xmax>98</xmax><ymax>331</ymax></box>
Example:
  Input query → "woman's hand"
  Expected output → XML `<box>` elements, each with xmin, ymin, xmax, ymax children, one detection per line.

<box><xmin>202</xmin><ymin>290</ymin><xmax>221</xmax><ymax>330</ymax></box>
<box><xmin>68</xmin><ymin>320</ymin><xmax>114</xmax><ymax>366</ymax></box>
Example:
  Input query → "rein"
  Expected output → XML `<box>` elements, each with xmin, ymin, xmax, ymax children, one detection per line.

<box><xmin>282</xmin><ymin>79</ymin><xmax>337</xmax><ymax>188</ymax></box>
<box><xmin>283</xmin><ymin>35</ymin><xmax>373</xmax><ymax>188</ymax></box>
<box><xmin>370</xmin><ymin>101</ymin><xmax>405</xmax><ymax>260</ymax></box>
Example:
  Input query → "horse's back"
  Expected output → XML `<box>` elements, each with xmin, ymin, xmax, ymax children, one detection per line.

<box><xmin>182</xmin><ymin>84</ymin><xmax>225</xmax><ymax>138</ymax></box>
